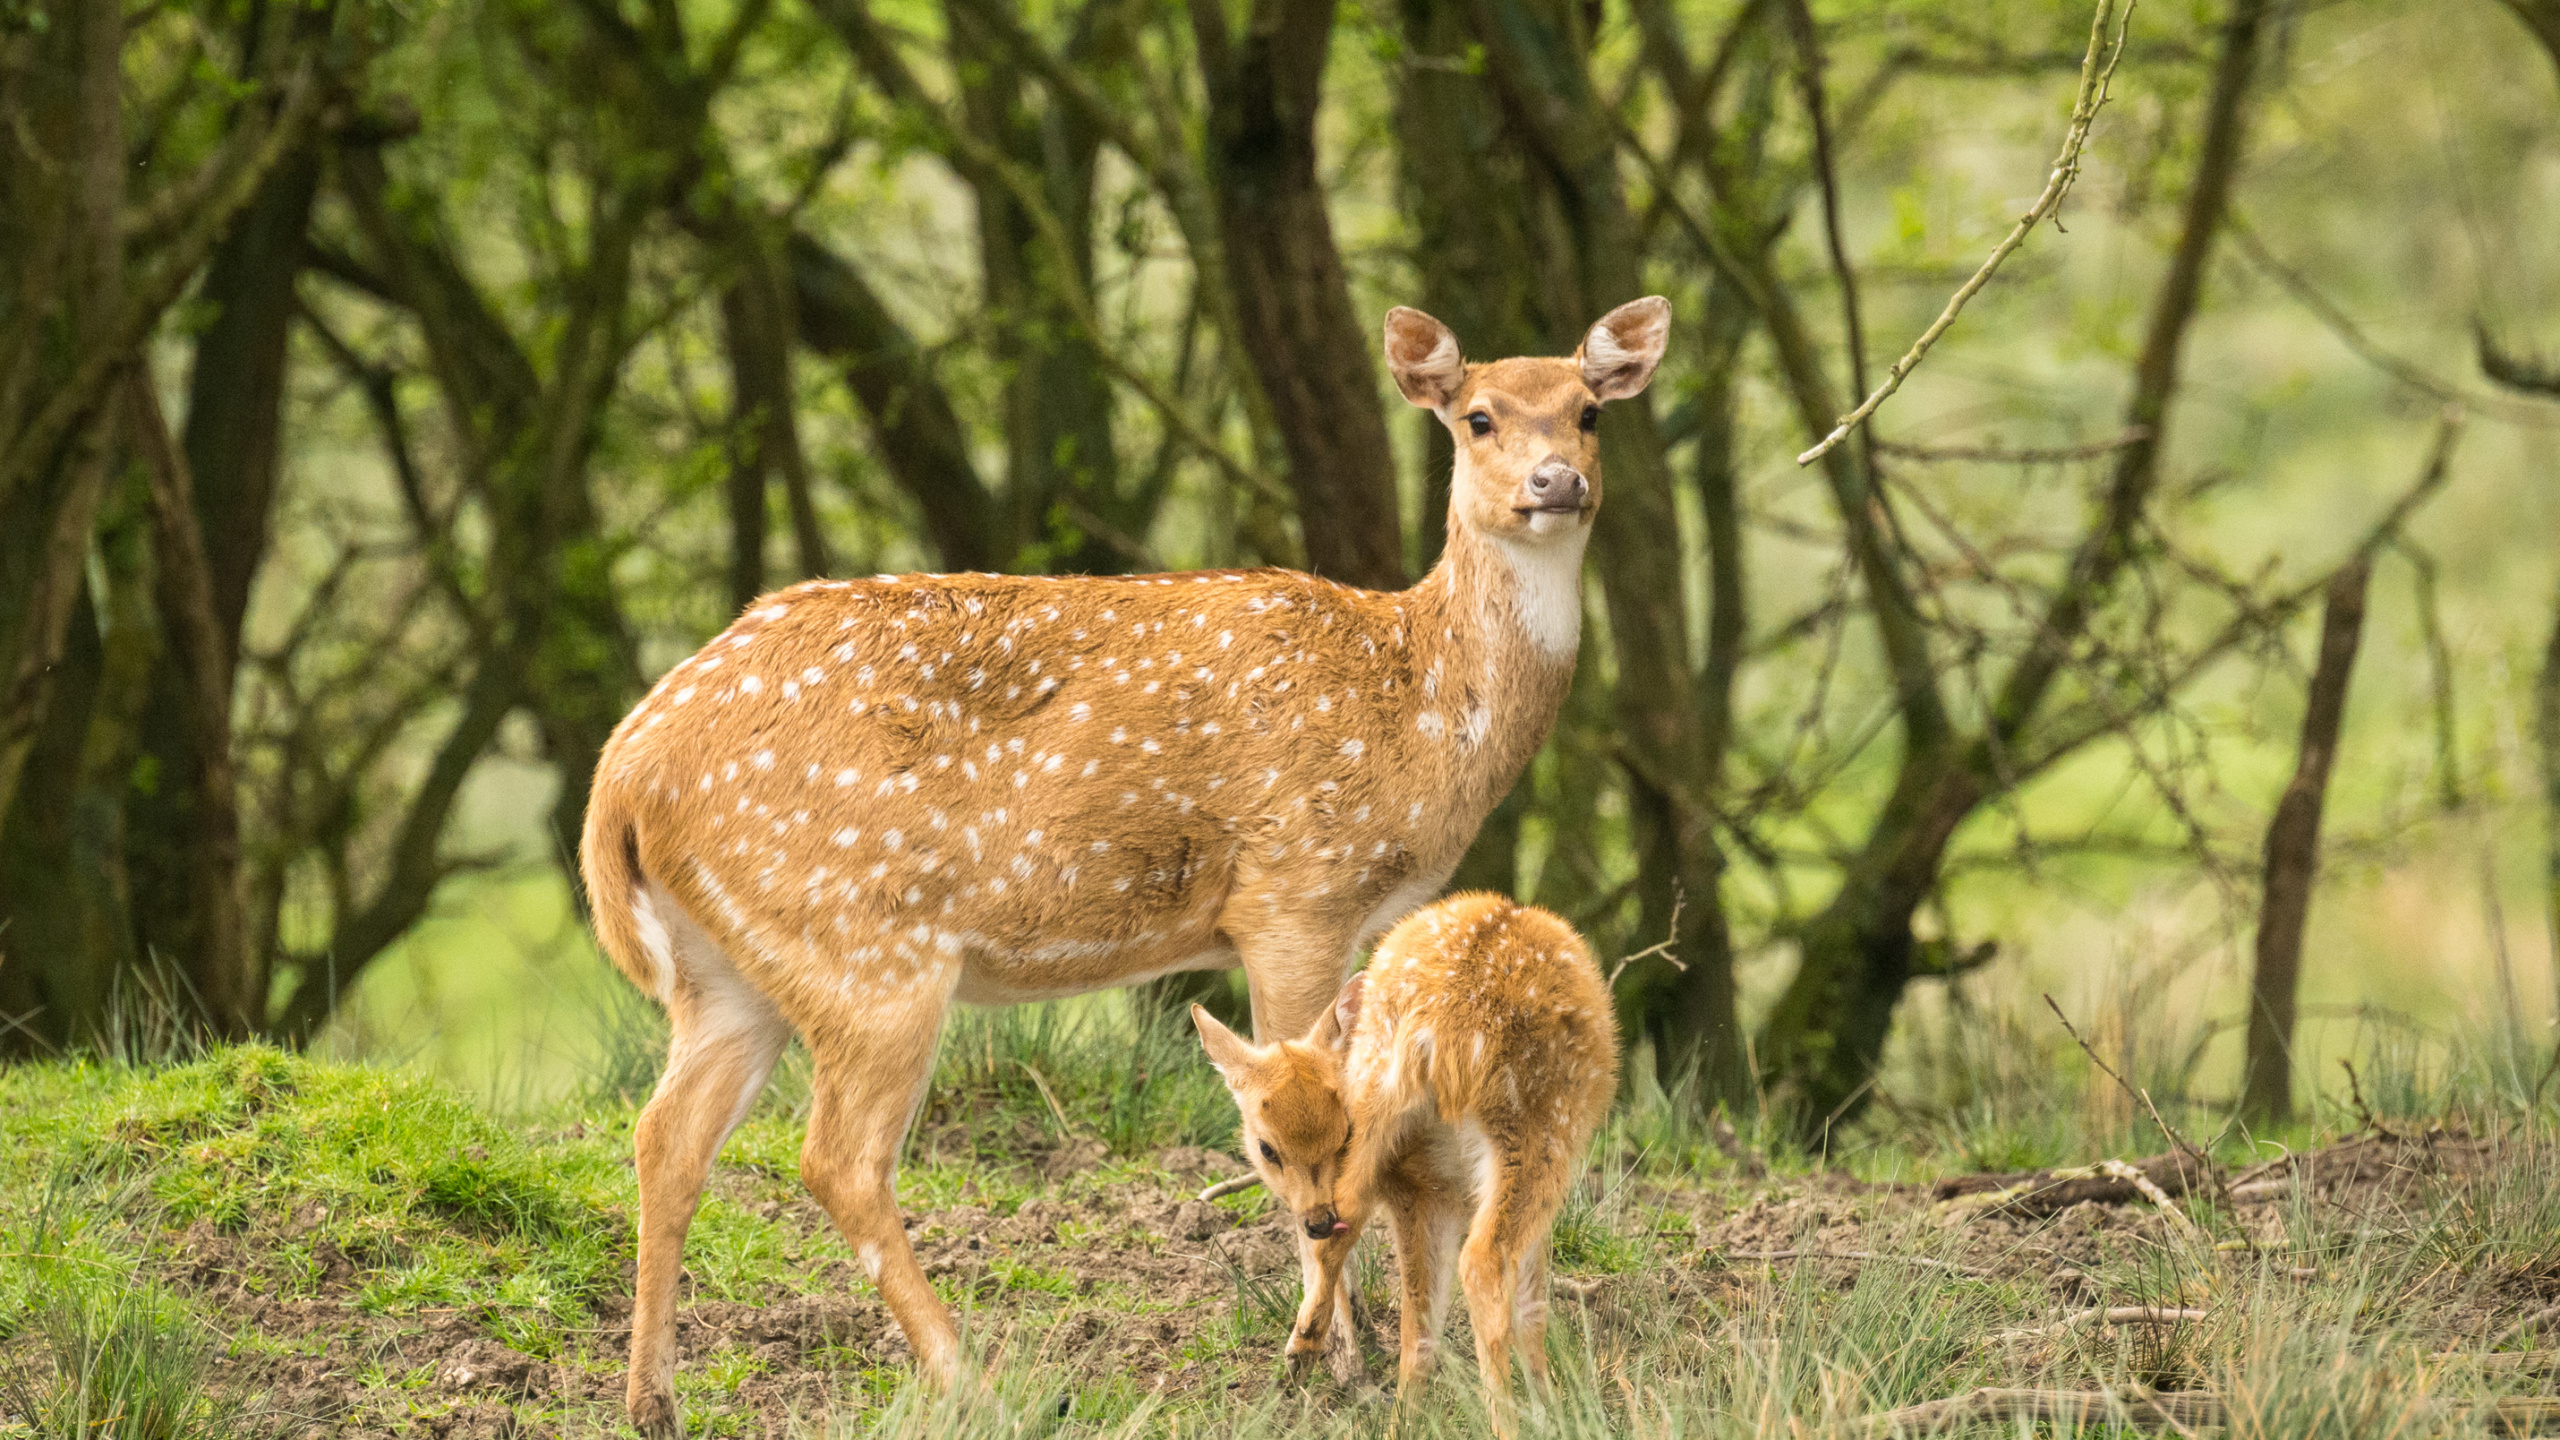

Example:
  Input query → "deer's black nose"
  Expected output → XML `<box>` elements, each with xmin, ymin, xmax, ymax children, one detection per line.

<box><xmin>1304</xmin><ymin>1207</ymin><xmax>1340</xmax><ymax>1239</ymax></box>
<box><xmin>1527</xmin><ymin>458</ymin><xmax>1587</xmax><ymax>508</ymax></box>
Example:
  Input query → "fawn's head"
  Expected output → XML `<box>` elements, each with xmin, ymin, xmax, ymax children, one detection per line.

<box><xmin>1192</xmin><ymin>977</ymin><xmax>1368</xmax><ymax>1240</ymax></box>
<box><xmin>1383</xmin><ymin>298</ymin><xmax>1671</xmax><ymax>548</ymax></box>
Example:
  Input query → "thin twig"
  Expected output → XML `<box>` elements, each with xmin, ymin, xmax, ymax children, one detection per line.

<box><xmin>2043</xmin><ymin>995</ymin><xmax>2207</xmax><ymax>1164</ymax></box>
<box><xmin>1196</xmin><ymin>1173</ymin><xmax>1261</xmax><ymax>1203</ymax></box>
<box><xmin>1872</xmin><ymin>427</ymin><xmax>2150</xmax><ymax>464</ymax></box>
<box><xmin>1797</xmin><ymin>0</ymin><xmax>2134</xmax><ymax>465</ymax></box>
<box><xmin>2098</xmin><ymin>1159</ymin><xmax>2204</xmax><ymax>1245</ymax></box>
<box><xmin>1606</xmin><ymin>886</ymin><xmax>1688</xmax><ymax>986</ymax></box>
<box><xmin>2337</xmin><ymin>1058</ymin><xmax>2405</xmax><ymax>1140</ymax></box>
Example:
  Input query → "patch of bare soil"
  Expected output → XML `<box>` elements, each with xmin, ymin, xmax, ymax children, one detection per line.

<box><xmin>134</xmin><ymin>1126</ymin><xmax>2553</xmax><ymax>1435</ymax></box>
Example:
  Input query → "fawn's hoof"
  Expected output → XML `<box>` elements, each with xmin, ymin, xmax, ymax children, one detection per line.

<box><xmin>1324</xmin><ymin>1322</ymin><xmax>1370</xmax><ymax>1386</ymax></box>
<box><xmin>628</xmin><ymin>1389</ymin><xmax>683</xmax><ymax>1440</ymax></box>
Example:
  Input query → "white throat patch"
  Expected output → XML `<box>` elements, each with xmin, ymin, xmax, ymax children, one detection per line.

<box><xmin>1494</xmin><ymin>530</ymin><xmax>1589</xmax><ymax>658</ymax></box>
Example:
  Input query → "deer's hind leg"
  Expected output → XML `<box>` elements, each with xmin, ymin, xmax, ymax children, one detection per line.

<box><xmin>796</xmin><ymin>943</ymin><xmax>966</xmax><ymax>1385</ymax></box>
<box><xmin>1384</xmin><ymin>1169</ymin><xmax>1466</xmax><ymax>1402</ymax></box>
<box><xmin>625</xmin><ymin>887</ymin><xmax>794</xmax><ymax>1439</ymax></box>
<box><xmin>1458</xmin><ymin>1140</ymin><xmax>1570</xmax><ymax>1435</ymax></box>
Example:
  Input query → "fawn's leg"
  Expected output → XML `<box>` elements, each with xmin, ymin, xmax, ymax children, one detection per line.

<box><xmin>1514</xmin><ymin>1242</ymin><xmax>1555</xmax><ymax>1395</ymax></box>
<box><xmin>798</xmin><ymin>966</ymin><xmax>964</xmax><ymax>1386</ymax></box>
<box><xmin>1461</xmin><ymin>1147</ymin><xmax>1573</xmax><ymax>1439</ymax></box>
<box><xmin>1236</xmin><ymin>915</ymin><xmax>1373</xmax><ymax>1382</ymax></box>
<box><xmin>1386</xmin><ymin>1180</ymin><xmax>1465</xmax><ymax>1401</ymax></box>
<box><xmin>1285</xmin><ymin>1207</ymin><xmax>1366</xmax><ymax>1378</ymax></box>
<box><xmin>625</xmin><ymin>910</ymin><xmax>793</xmax><ymax>1439</ymax></box>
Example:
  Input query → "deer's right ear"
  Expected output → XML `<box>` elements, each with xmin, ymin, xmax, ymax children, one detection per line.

<box><xmin>1310</xmin><ymin>972</ymin><xmax>1364</xmax><ymax>1054</ymax></box>
<box><xmin>1384</xmin><ymin>307</ymin><xmax>1465</xmax><ymax>410</ymax></box>
<box><xmin>1192</xmin><ymin>1004</ymin><xmax>1256</xmax><ymax>1080</ymax></box>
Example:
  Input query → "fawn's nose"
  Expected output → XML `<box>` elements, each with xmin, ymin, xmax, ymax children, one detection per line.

<box><xmin>1526</xmin><ymin>457</ymin><xmax>1587</xmax><ymax>509</ymax></box>
<box><xmin>1303</xmin><ymin>1207</ymin><xmax>1347</xmax><ymax>1239</ymax></box>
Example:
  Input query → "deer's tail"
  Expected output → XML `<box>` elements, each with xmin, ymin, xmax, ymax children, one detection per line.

<box><xmin>579</xmin><ymin>777</ymin><xmax>668</xmax><ymax>1003</ymax></box>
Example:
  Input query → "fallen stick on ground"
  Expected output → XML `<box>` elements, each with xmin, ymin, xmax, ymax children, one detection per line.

<box><xmin>2492</xmin><ymin>1302</ymin><xmax>2560</xmax><ymax>1351</ymax></box>
<box><xmin>2444</xmin><ymin>1351</ymin><xmax>2560</xmax><ymax>1372</ymax></box>
<box><xmin>1195</xmin><ymin>1173</ymin><xmax>1260</xmax><ymax>1203</ymax></box>
<box><xmin>1858</xmin><ymin>1389</ymin><xmax>2560</xmax><ymax>1436</ymax></box>
<box><xmin>2100</xmin><ymin>1157</ymin><xmax>2205</xmax><ymax>1244</ymax></box>
<box><xmin>1989</xmin><ymin>1306</ymin><xmax>2210</xmax><ymax>1344</ymax></box>
<box><xmin>1856</xmin><ymin>1386</ymin><xmax>2222</xmax><ymax>1435</ymax></box>
<box><xmin>1711</xmin><ymin>1248</ymin><xmax>1993</xmax><ymax>1278</ymax></box>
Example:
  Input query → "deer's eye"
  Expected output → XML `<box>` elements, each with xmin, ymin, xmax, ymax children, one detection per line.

<box><xmin>1466</xmin><ymin>412</ymin><xmax>1493</xmax><ymax>437</ymax></box>
<box><xmin>1259</xmin><ymin>1141</ymin><xmax>1282</xmax><ymax>1169</ymax></box>
<box><xmin>1579</xmin><ymin>405</ymin><xmax>1601</xmax><ymax>432</ymax></box>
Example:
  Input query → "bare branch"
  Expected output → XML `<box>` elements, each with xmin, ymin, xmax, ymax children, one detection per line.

<box><xmin>1798</xmin><ymin>0</ymin><xmax>2133</xmax><ymax>465</ymax></box>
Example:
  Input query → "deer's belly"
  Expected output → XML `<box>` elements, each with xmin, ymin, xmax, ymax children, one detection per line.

<box><xmin>949</xmin><ymin>933</ymin><xmax>1239</xmax><ymax>1005</ymax></box>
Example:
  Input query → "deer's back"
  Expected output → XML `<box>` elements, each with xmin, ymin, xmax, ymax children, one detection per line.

<box><xmin>1351</xmin><ymin>893</ymin><xmax>1620</xmax><ymax>1164</ymax></box>
<box><xmin>592</xmin><ymin>570</ymin><xmax>1482</xmax><ymax>1002</ymax></box>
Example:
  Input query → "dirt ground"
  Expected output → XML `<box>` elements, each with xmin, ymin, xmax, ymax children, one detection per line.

<box><xmin>124</xmin><ymin>1125</ymin><xmax>2556</xmax><ymax>1438</ymax></box>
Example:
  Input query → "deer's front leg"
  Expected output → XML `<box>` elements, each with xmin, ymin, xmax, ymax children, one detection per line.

<box><xmin>1286</xmin><ymin>1213</ymin><xmax>1364</xmax><ymax>1380</ymax></box>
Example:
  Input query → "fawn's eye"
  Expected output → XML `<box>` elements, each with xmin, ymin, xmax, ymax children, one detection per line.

<box><xmin>1466</xmin><ymin>412</ymin><xmax>1493</xmax><ymax>437</ymax></box>
<box><xmin>1259</xmin><ymin>1141</ymin><xmax>1282</xmax><ymax>1168</ymax></box>
<box><xmin>1579</xmin><ymin>405</ymin><xmax>1601</xmax><ymax>432</ymax></box>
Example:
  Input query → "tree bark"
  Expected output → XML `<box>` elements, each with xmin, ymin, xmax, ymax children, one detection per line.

<box><xmin>127</xmin><ymin>377</ymin><xmax>255</xmax><ymax>1037</ymax></box>
<box><xmin>1455</xmin><ymin>0</ymin><xmax>1748</xmax><ymax>1103</ymax></box>
<box><xmin>1192</xmin><ymin>0</ymin><xmax>1404</xmax><ymax>589</ymax></box>
<box><xmin>2242</xmin><ymin>561</ymin><xmax>2369</xmax><ymax>1124</ymax></box>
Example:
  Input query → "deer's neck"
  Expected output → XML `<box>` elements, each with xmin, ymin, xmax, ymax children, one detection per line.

<box><xmin>1402</xmin><ymin>517</ymin><xmax>1586</xmax><ymax>788</ymax></box>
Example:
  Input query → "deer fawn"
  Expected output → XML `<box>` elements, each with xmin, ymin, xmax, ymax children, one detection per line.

<box><xmin>1192</xmin><ymin>892</ymin><xmax>1619</xmax><ymax>1429</ymax></box>
<box><xmin>578</xmin><ymin>299</ymin><xmax>1666</xmax><ymax>1436</ymax></box>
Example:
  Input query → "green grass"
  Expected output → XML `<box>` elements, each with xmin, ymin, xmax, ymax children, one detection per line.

<box><xmin>0</xmin><ymin>1002</ymin><xmax>2554</xmax><ymax>1438</ymax></box>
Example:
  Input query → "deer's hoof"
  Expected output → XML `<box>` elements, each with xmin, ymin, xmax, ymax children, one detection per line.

<box><xmin>1325</xmin><ymin>1324</ymin><xmax>1370</xmax><ymax>1386</ymax></box>
<box><xmin>628</xmin><ymin>1389</ymin><xmax>684</xmax><ymax>1440</ymax></box>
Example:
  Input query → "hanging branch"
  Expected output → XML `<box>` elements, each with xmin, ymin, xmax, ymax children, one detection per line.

<box><xmin>1796</xmin><ymin>0</ymin><xmax>2133</xmax><ymax>466</ymax></box>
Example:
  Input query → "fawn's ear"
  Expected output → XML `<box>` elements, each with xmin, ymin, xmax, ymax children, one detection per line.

<box><xmin>1384</xmin><ymin>307</ymin><xmax>1466</xmax><ymax>410</ymax></box>
<box><xmin>1578</xmin><ymin>296</ymin><xmax>1671</xmax><ymax>401</ymax></box>
<box><xmin>1191</xmin><ymin>1004</ymin><xmax>1258</xmax><ymax>1082</ymax></box>
<box><xmin>1309</xmin><ymin>973</ymin><xmax>1365</xmax><ymax>1054</ymax></box>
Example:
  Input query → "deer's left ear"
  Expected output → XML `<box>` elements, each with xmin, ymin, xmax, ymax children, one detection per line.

<box><xmin>1577</xmin><ymin>296</ymin><xmax>1671</xmax><ymax>401</ymax></box>
<box><xmin>1192</xmin><ymin>1004</ymin><xmax>1259</xmax><ymax>1082</ymax></box>
<box><xmin>1310</xmin><ymin>973</ymin><xmax>1365</xmax><ymax>1054</ymax></box>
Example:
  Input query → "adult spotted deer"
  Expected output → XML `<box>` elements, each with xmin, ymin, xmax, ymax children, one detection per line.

<box><xmin>579</xmin><ymin>298</ymin><xmax>1667</xmax><ymax>1435</ymax></box>
<box><xmin>1191</xmin><ymin>893</ymin><xmax>1619</xmax><ymax>1433</ymax></box>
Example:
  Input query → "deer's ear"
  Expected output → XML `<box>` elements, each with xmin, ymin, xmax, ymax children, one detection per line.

<box><xmin>1310</xmin><ymin>973</ymin><xmax>1365</xmax><ymax>1054</ymax></box>
<box><xmin>1578</xmin><ymin>296</ymin><xmax>1671</xmax><ymax>401</ymax></box>
<box><xmin>1192</xmin><ymin>1004</ymin><xmax>1258</xmax><ymax>1081</ymax></box>
<box><xmin>1384</xmin><ymin>307</ymin><xmax>1466</xmax><ymax>410</ymax></box>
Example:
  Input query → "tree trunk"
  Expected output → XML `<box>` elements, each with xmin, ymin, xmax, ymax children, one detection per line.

<box><xmin>1192</xmin><ymin>0</ymin><xmax>1404</xmax><ymax>589</ymax></box>
<box><xmin>123</xmin><ymin>57</ymin><xmax>327</xmax><ymax>1038</ymax></box>
<box><xmin>2242</xmin><ymin>561</ymin><xmax>2369</xmax><ymax>1124</ymax></box>
<box><xmin>1753</xmin><ymin>0</ymin><xmax>2272</xmax><ymax>1133</ymax></box>
<box><xmin>128</xmin><ymin>377</ymin><xmax>255</xmax><ymax>1037</ymax></box>
<box><xmin>0</xmin><ymin>0</ymin><xmax>129</xmax><ymax>1054</ymax></box>
<box><xmin>1454</xmin><ymin>0</ymin><xmax>1747</xmax><ymax>1104</ymax></box>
